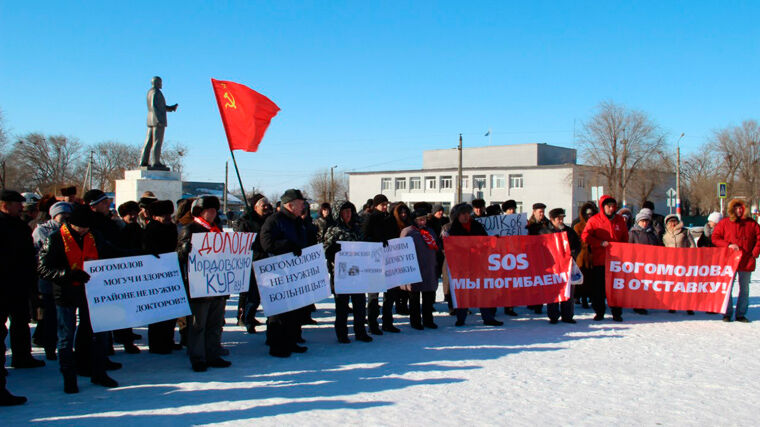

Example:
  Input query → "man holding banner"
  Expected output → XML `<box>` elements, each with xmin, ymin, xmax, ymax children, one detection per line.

<box><xmin>712</xmin><ymin>198</ymin><xmax>760</xmax><ymax>322</ymax></box>
<box><xmin>259</xmin><ymin>189</ymin><xmax>315</xmax><ymax>357</ymax></box>
<box><xmin>323</xmin><ymin>200</ymin><xmax>372</xmax><ymax>343</ymax></box>
<box><xmin>581</xmin><ymin>195</ymin><xmax>629</xmax><ymax>322</ymax></box>
<box><xmin>37</xmin><ymin>205</ymin><xmax>119</xmax><ymax>393</ymax></box>
<box><xmin>177</xmin><ymin>196</ymin><xmax>232</xmax><ymax>372</ymax></box>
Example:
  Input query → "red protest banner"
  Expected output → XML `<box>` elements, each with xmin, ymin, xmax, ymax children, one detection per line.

<box><xmin>443</xmin><ymin>234</ymin><xmax>572</xmax><ymax>308</ymax></box>
<box><xmin>605</xmin><ymin>243</ymin><xmax>742</xmax><ymax>313</ymax></box>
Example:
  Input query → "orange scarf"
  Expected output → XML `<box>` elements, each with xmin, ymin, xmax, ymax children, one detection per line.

<box><xmin>61</xmin><ymin>224</ymin><xmax>99</xmax><ymax>286</ymax></box>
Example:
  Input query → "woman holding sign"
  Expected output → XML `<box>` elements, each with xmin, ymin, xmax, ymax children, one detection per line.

<box><xmin>445</xmin><ymin>203</ymin><xmax>503</xmax><ymax>327</ymax></box>
<box><xmin>324</xmin><ymin>200</ymin><xmax>373</xmax><ymax>344</ymax></box>
<box><xmin>400</xmin><ymin>210</ymin><xmax>441</xmax><ymax>330</ymax></box>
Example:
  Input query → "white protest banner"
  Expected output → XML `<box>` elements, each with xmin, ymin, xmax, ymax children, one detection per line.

<box><xmin>476</xmin><ymin>213</ymin><xmax>528</xmax><ymax>236</ymax></box>
<box><xmin>383</xmin><ymin>237</ymin><xmax>423</xmax><ymax>288</ymax></box>
<box><xmin>84</xmin><ymin>253</ymin><xmax>191</xmax><ymax>333</ymax></box>
<box><xmin>188</xmin><ymin>232</ymin><xmax>255</xmax><ymax>298</ymax></box>
<box><xmin>333</xmin><ymin>241</ymin><xmax>386</xmax><ymax>294</ymax></box>
<box><xmin>254</xmin><ymin>244</ymin><xmax>331</xmax><ymax>316</ymax></box>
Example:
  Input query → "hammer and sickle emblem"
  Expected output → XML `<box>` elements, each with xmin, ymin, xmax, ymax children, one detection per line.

<box><xmin>224</xmin><ymin>92</ymin><xmax>237</xmax><ymax>109</ymax></box>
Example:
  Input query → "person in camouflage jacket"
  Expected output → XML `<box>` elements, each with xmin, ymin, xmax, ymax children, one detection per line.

<box><xmin>324</xmin><ymin>200</ymin><xmax>372</xmax><ymax>344</ymax></box>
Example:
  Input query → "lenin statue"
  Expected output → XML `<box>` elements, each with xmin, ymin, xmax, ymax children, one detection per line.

<box><xmin>140</xmin><ymin>76</ymin><xmax>178</xmax><ymax>170</ymax></box>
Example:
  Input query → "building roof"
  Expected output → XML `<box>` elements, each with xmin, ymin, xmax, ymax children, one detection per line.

<box><xmin>346</xmin><ymin>163</ymin><xmax>580</xmax><ymax>175</ymax></box>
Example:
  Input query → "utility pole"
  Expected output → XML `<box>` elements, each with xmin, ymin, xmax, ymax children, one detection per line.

<box><xmin>456</xmin><ymin>133</ymin><xmax>463</xmax><ymax>205</ymax></box>
<box><xmin>330</xmin><ymin>165</ymin><xmax>337</xmax><ymax>204</ymax></box>
<box><xmin>89</xmin><ymin>151</ymin><xmax>93</xmax><ymax>190</ymax></box>
<box><xmin>223</xmin><ymin>160</ymin><xmax>229</xmax><ymax>213</ymax></box>
<box><xmin>675</xmin><ymin>133</ymin><xmax>685</xmax><ymax>219</ymax></box>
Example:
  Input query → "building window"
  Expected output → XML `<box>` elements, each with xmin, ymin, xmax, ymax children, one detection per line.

<box><xmin>381</xmin><ymin>178</ymin><xmax>391</xmax><ymax>190</ymax></box>
<box><xmin>410</xmin><ymin>177</ymin><xmax>421</xmax><ymax>190</ymax></box>
<box><xmin>461</xmin><ymin>176</ymin><xmax>469</xmax><ymax>189</ymax></box>
<box><xmin>473</xmin><ymin>175</ymin><xmax>487</xmax><ymax>190</ymax></box>
<box><xmin>491</xmin><ymin>174</ymin><xmax>505</xmax><ymax>189</ymax></box>
<box><xmin>577</xmin><ymin>175</ymin><xmax>586</xmax><ymax>188</ymax></box>
<box><xmin>509</xmin><ymin>174</ymin><xmax>524</xmax><ymax>189</ymax></box>
<box><xmin>425</xmin><ymin>176</ymin><xmax>436</xmax><ymax>190</ymax></box>
<box><xmin>395</xmin><ymin>178</ymin><xmax>406</xmax><ymax>190</ymax></box>
<box><xmin>440</xmin><ymin>176</ymin><xmax>452</xmax><ymax>189</ymax></box>
<box><xmin>515</xmin><ymin>201</ymin><xmax>523</xmax><ymax>213</ymax></box>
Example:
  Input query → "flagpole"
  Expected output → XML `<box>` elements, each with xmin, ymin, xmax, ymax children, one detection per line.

<box><xmin>228</xmin><ymin>149</ymin><xmax>250</xmax><ymax>213</ymax></box>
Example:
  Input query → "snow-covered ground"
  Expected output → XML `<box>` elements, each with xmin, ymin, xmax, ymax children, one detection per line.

<box><xmin>4</xmin><ymin>277</ymin><xmax>760</xmax><ymax>426</ymax></box>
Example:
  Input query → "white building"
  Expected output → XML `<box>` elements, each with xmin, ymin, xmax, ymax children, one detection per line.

<box><xmin>347</xmin><ymin>143</ymin><xmax>675</xmax><ymax>219</ymax></box>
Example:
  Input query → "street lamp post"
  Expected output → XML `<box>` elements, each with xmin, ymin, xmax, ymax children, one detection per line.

<box><xmin>675</xmin><ymin>132</ymin><xmax>685</xmax><ymax>219</ymax></box>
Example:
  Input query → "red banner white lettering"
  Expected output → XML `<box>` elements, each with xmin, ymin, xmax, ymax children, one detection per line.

<box><xmin>444</xmin><ymin>234</ymin><xmax>572</xmax><ymax>308</ymax></box>
<box><xmin>605</xmin><ymin>243</ymin><xmax>742</xmax><ymax>313</ymax></box>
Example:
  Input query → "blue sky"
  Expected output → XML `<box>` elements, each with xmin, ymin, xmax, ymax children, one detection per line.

<box><xmin>1</xmin><ymin>1</ymin><xmax>758</xmax><ymax>196</ymax></box>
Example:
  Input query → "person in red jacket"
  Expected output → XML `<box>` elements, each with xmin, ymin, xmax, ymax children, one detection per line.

<box><xmin>581</xmin><ymin>195</ymin><xmax>629</xmax><ymax>321</ymax></box>
<box><xmin>711</xmin><ymin>198</ymin><xmax>760</xmax><ymax>322</ymax></box>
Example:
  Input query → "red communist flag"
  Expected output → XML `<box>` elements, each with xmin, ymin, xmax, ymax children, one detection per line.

<box><xmin>211</xmin><ymin>78</ymin><xmax>280</xmax><ymax>152</ymax></box>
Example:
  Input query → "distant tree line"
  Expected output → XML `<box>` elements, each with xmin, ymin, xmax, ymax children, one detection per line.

<box><xmin>0</xmin><ymin>107</ymin><xmax>187</xmax><ymax>194</ymax></box>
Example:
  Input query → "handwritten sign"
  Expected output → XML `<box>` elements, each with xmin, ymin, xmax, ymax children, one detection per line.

<box><xmin>254</xmin><ymin>244</ymin><xmax>332</xmax><ymax>316</ymax></box>
<box><xmin>476</xmin><ymin>213</ymin><xmax>528</xmax><ymax>236</ymax></box>
<box><xmin>383</xmin><ymin>237</ymin><xmax>423</xmax><ymax>289</ymax></box>
<box><xmin>188</xmin><ymin>232</ymin><xmax>255</xmax><ymax>298</ymax></box>
<box><xmin>334</xmin><ymin>241</ymin><xmax>387</xmax><ymax>294</ymax></box>
<box><xmin>84</xmin><ymin>253</ymin><xmax>191</xmax><ymax>333</ymax></box>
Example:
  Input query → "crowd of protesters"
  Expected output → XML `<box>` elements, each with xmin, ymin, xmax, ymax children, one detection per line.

<box><xmin>0</xmin><ymin>184</ymin><xmax>758</xmax><ymax>406</ymax></box>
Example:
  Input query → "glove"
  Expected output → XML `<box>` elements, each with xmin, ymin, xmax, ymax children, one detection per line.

<box><xmin>382</xmin><ymin>239</ymin><xmax>389</xmax><ymax>248</ymax></box>
<box><xmin>334</xmin><ymin>243</ymin><xmax>342</xmax><ymax>253</ymax></box>
<box><xmin>292</xmin><ymin>247</ymin><xmax>302</xmax><ymax>257</ymax></box>
<box><xmin>70</xmin><ymin>269</ymin><xmax>91</xmax><ymax>284</ymax></box>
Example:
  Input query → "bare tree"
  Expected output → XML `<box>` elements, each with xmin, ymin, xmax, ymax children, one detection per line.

<box><xmin>629</xmin><ymin>154</ymin><xmax>673</xmax><ymax>207</ymax></box>
<box><xmin>11</xmin><ymin>133</ymin><xmax>84</xmax><ymax>193</ymax></box>
<box><xmin>681</xmin><ymin>145</ymin><xmax>722</xmax><ymax>215</ymax></box>
<box><xmin>89</xmin><ymin>141</ymin><xmax>141</xmax><ymax>191</ymax></box>
<box><xmin>162</xmin><ymin>142</ymin><xmax>188</xmax><ymax>177</ymax></box>
<box><xmin>577</xmin><ymin>101</ymin><xmax>667</xmax><ymax>202</ymax></box>
<box><xmin>711</xmin><ymin>120</ymin><xmax>760</xmax><ymax>207</ymax></box>
<box><xmin>307</xmin><ymin>168</ymin><xmax>348</xmax><ymax>204</ymax></box>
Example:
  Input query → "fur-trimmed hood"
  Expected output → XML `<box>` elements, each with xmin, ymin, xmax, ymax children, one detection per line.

<box><xmin>727</xmin><ymin>198</ymin><xmax>749</xmax><ymax>222</ymax></box>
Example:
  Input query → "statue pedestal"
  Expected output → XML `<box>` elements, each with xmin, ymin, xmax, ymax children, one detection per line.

<box><xmin>115</xmin><ymin>169</ymin><xmax>183</xmax><ymax>209</ymax></box>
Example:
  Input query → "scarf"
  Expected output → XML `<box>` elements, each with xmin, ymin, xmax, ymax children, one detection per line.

<box><xmin>462</xmin><ymin>220</ymin><xmax>471</xmax><ymax>233</ymax></box>
<box><xmin>61</xmin><ymin>224</ymin><xmax>98</xmax><ymax>286</ymax></box>
<box><xmin>417</xmin><ymin>227</ymin><xmax>439</xmax><ymax>251</ymax></box>
<box><xmin>194</xmin><ymin>216</ymin><xmax>222</xmax><ymax>232</ymax></box>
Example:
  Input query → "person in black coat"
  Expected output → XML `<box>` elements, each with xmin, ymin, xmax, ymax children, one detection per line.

<box><xmin>113</xmin><ymin>200</ymin><xmax>143</xmax><ymax>354</ymax></box>
<box><xmin>0</xmin><ymin>191</ymin><xmax>39</xmax><ymax>405</ymax></box>
<box><xmin>37</xmin><ymin>204</ymin><xmax>121</xmax><ymax>393</ymax></box>
<box><xmin>526</xmin><ymin>203</ymin><xmax>551</xmax><ymax>314</ymax></box>
<box><xmin>546</xmin><ymin>208</ymin><xmax>581</xmax><ymax>324</ymax></box>
<box><xmin>232</xmin><ymin>194</ymin><xmax>272</xmax><ymax>333</ymax></box>
<box><xmin>0</xmin><ymin>190</ymin><xmax>44</xmax><ymax>374</ymax></box>
<box><xmin>143</xmin><ymin>200</ymin><xmax>180</xmax><ymax>354</ymax></box>
<box><xmin>384</xmin><ymin>202</ymin><xmax>412</xmax><ymax>318</ymax></box>
<box><xmin>446</xmin><ymin>203</ymin><xmax>503</xmax><ymax>327</ymax></box>
<box><xmin>360</xmin><ymin>194</ymin><xmax>395</xmax><ymax>335</ymax></box>
<box><xmin>177</xmin><ymin>196</ymin><xmax>231</xmax><ymax>372</ymax></box>
<box><xmin>259</xmin><ymin>189</ymin><xmax>316</xmax><ymax>357</ymax></box>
